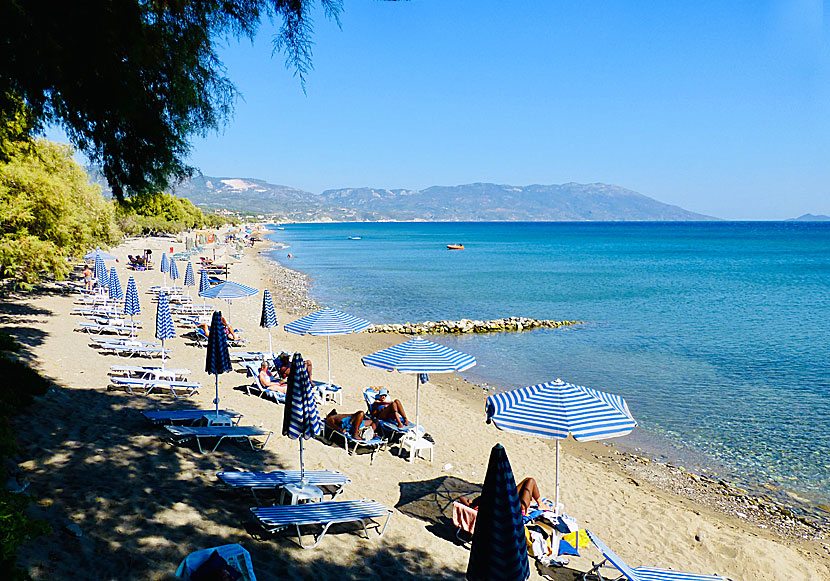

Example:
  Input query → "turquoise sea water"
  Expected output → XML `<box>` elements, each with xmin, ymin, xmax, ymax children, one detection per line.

<box><xmin>266</xmin><ymin>222</ymin><xmax>830</xmax><ymax>503</ymax></box>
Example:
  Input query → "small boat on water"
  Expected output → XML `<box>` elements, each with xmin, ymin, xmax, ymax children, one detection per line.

<box><xmin>348</xmin><ymin>236</ymin><xmax>362</xmax><ymax>240</ymax></box>
<box><xmin>446</xmin><ymin>244</ymin><xmax>464</xmax><ymax>250</ymax></box>
<box><xmin>276</xmin><ymin>226</ymin><xmax>285</xmax><ymax>230</ymax></box>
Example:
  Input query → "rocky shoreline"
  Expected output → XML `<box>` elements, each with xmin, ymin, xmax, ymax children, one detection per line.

<box><xmin>368</xmin><ymin>317</ymin><xmax>582</xmax><ymax>334</ymax></box>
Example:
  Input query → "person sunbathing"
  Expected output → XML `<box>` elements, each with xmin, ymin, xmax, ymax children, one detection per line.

<box><xmin>197</xmin><ymin>316</ymin><xmax>239</xmax><ymax>341</ymax></box>
<box><xmin>369</xmin><ymin>388</ymin><xmax>410</xmax><ymax>428</ymax></box>
<box><xmin>274</xmin><ymin>353</ymin><xmax>312</xmax><ymax>383</ymax></box>
<box><xmin>458</xmin><ymin>477</ymin><xmax>553</xmax><ymax>515</ymax></box>
<box><xmin>325</xmin><ymin>409</ymin><xmax>379</xmax><ymax>440</ymax></box>
<box><xmin>258</xmin><ymin>361</ymin><xmax>287</xmax><ymax>393</ymax></box>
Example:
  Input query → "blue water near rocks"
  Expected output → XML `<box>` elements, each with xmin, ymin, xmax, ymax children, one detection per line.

<box><xmin>266</xmin><ymin>221</ymin><xmax>830</xmax><ymax>503</ymax></box>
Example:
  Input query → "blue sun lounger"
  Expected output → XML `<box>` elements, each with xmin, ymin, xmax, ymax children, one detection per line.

<box><xmin>217</xmin><ymin>470</ymin><xmax>351</xmax><ymax>503</ymax></box>
<box><xmin>362</xmin><ymin>387</ymin><xmax>418</xmax><ymax>440</ymax></box>
<box><xmin>242</xmin><ymin>363</ymin><xmax>286</xmax><ymax>403</ymax></box>
<box><xmin>165</xmin><ymin>425</ymin><xmax>272</xmax><ymax>453</ymax></box>
<box><xmin>327</xmin><ymin>426</ymin><xmax>388</xmax><ymax>465</ymax></box>
<box><xmin>175</xmin><ymin>543</ymin><xmax>256</xmax><ymax>581</ymax></box>
<box><xmin>583</xmin><ymin>530</ymin><xmax>734</xmax><ymax>581</ymax></box>
<box><xmin>250</xmin><ymin>499</ymin><xmax>393</xmax><ymax>549</ymax></box>
<box><xmin>109</xmin><ymin>377</ymin><xmax>201</xmax><ymax>398</ymax></box>
<box><xmin>142</xmin><ymin>409</ymin><xmax>242</xmax><ymax>426</ymax></box>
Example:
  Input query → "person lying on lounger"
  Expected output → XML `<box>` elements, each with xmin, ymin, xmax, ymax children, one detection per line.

<box><xmin>258</xmin><ymin>361</ymin><xmax>287</xmax><ymax>393</ymax></box>
<box><xmin>325</xmin><ymin>409</ymin><xmax>379</xmax><ymax>441</ymax></box>
<box><xmin>458</xmin><ymin>477</ymin><xmax>553</xmax><ymax>515</ymax></box>
<box><xmin>197</xmin><ymin>316</ymin><xmax>239</xmax><ymax>341</ymax></box>
<box><xmin>369</xmin><ymin>388</ymin><xmax>410</xmax><ymax>428</ymax></box>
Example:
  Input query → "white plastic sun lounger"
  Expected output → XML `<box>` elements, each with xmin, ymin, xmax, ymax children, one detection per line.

<box><xmin>217</xmin><ymin>470</ymin><xmax>351</xmax><ymax>503</ymax></box>
<box><xmin>97</xmin><ymin>343</ymin><xmax>170</xmax><ymax>358</ymax></box>
<box><xmin>165</xmin><ymin>425</ymin><xmax>272</xmax><ymax>453</ymax></box>
<box><xmin>109</xmin><ymin>377</ymin><xmax>200</xmax><ymax>397</ymax></box>
<box><xmin>109</xmin><ymin>365</ymin><xmax>191</xmax><ymax>381</ymax></box>
<box><xmin>142</xmin><ymin>409</ymin><xmax>241</xmax><ymax>425</ymax></box>
<box><xmin>77</xmin><ymin>322</ymin><xmax>135</xmax><ymax>335</ymax></box>
<box><xmin>584</xmin><ymin>530</ymin><xmax>734</xmax><ymax>581</ymax></box>
<box><xmin>250</xmin><ymin>500</ymin><xmax>393</xmax><ymax>549</ymax></box>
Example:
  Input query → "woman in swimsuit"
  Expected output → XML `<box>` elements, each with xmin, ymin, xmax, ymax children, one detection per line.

<box><xmin>458</xmin><ymin>477</ymin><xmax>553</xmax><ymax>515</ymax></box>
<box><xmin>369</xmin><ymin>389</ymin><xmax>410</xmax><ymax>428</ymax></box>
<box><xmin>325</xmin><ymin>409</ymin><xmax>379</xmax><ymax>440</ymax></box>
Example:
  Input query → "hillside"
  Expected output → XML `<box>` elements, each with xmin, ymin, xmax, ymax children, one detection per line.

<box><xmin>169</xmin><ymin>175</ymin><xmax>717</xmax><ymax>221</ymax></box>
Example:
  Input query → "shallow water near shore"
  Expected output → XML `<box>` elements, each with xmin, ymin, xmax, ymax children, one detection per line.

<box><xmin>266</xmin><ymin>221</ymin><xmax>830</xmax><ymax>507</ymax></box>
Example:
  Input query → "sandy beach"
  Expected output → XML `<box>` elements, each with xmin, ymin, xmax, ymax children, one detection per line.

<box><xmin>4</xmin><ymin>229</ymin><xmax>829</xmax><ymax>580</ymax></box>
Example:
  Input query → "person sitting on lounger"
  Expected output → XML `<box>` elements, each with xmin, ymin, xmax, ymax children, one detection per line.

<box><xmin>458</xmin><ymin>477</ymin><xmax>553</xmax><ymax>515</ymax></box>
<box><xmin>275</xmin><ymin>353</ymin><xmax>313</xmax><ymax>383</ymax></box>
<box><xmin>258</xmin><ymin>361</ymin><xmax>287</xmax><ymax>393</ymax></box>
<box><xmin>370</xmin><ymin>388</ymin><xmax>410</xmax><ymax>428</ymax></box>
<box><xmin>197</xmin><ymin>316</ymin><xmax>239</xmax><ymax>341</ymax></box>
<box><xmin>325</xmin><ymin>409</ymin><xmax>379</xmax><ymax>441</ymax></box>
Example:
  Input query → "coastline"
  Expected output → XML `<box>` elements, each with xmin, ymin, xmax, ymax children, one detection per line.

<box><xmin>3</xmin><ymin>229</ymin><xmax>827</xmax><ymax>579</ymax></box>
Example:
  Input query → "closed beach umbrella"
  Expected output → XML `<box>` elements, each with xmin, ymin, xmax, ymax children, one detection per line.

<box><xmin>199</xmin><ymin>280</ymin><xmax>258</xmax><ymax>324</ymax></box>
<box><xmin>466</xmin><ymin>444</ymin><xmax>530</xmax><ymax>581</ymax></box>
<box><xmin>183</xmin><ymin>262</ymin><xmax>195</xmax><ymax>296</ymax></box>
<box><xmin>205</xmin><ymin>311</ymin><xmax>232</xmax><ymax>419</ymax></box>
<box><xmin>169</xmin><ymin>259</ymin><xmax>180</xmax><ymax>284</ymax></box>
<box><xmin>282</xmin><ymin>353</ymin><xmax>321</xmax><ymax>481</ymax></box>
<box><xmin>198</xmin><ymin>269</ymin><xmax>211</xmax><ymax>307</ymax></box>
<box><xmin>108</xmin><ymin>267</ymin><xmax>122</xmax><ymax>301</ymax></box>
<box><xmin>155</xmin><ymin>292</ymin><xmax>176</xmax><ymax>369</ymax></box>
<box><xmin>94</xmin><ymin>254</ymin><xmax>108</xmax><ymax>291</ymax></box>
<box><xmin>123</xmin><ymin>276</ymin><xmax>141</xmax><ymax>337</ymax></box>
<box><xmin>160</xmin><ymin>252</ymin><xmax>169</xmax><ymax>286</ymax></box>
<box><xmin>260</xmin><ymin>290</ymin><xmax>278</xmax><ymax>357</ymax></box>
<box><xmin>84</xmin><ymin>247</ymin><xmax>116</xmax><ymax>261</ymax></box>
<box><xmin>285</xmin><ymin>307</ymin><xmax>371</xmax><ymax>388</ymax></box>
<box><xmin>485</xmin><ymin>379</ymin><xmax>637</xmax><ymax>512</ymax></box>
<box><xmin>362</xmin><ymin>337</ymin><xmax>476</xmax><ymax>434</ymax></box>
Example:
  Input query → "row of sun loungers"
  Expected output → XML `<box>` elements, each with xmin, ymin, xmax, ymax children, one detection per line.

<box><xmin>109</xmin><ymin>376</ymin><xmax>200</xmax><ymax>397</ymax></box>
<box><xmin>165</xmin><ymin>425</ymin><xmax>272</xmax><ymax>453</ymax></box>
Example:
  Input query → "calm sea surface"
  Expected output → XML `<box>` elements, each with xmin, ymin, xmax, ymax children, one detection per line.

<box><xmin>266</xmin><ymin>222</ymin><xmax>830</xmax><ymax>503</ymax></box>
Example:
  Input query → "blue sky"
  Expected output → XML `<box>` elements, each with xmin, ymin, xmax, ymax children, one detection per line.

<box><xmin>52</xmin><ymin>1</ymin><xmax>830</xmax><ymax>219</ymax></box>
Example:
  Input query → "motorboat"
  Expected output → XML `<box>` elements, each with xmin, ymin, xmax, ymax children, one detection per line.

<box><xmin>446</xmin><ymin>244</ymin><xmax>464</xmax><ymax>250</ymax></box>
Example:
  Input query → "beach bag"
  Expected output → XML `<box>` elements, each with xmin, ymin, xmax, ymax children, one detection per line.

<box><xmin>358</xmin><ymin>425</ymin><xmax>375</xmax><ymax>441</ymax></box>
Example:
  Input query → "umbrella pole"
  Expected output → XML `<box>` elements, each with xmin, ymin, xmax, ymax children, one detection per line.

<box><xmin>415</xmin><ymin>375</ymin><xmax>421</xmax><ymax>436</ymax></box>
<box><xmin>327</xmin><ymin>336</ymin><xmax>332</xmax><ymax>387</ymax></box>
<box><xmin>268</xmin><ymin>330</ymin><xmax>273</xmax><ymax>358</ymax></box>
<box><xmin>214</xmin><ymin>375</ymin><xmax>220</xmax><ymax>418</ymax></box>
<box><xmin>300</xmin><ymin>439</ymin><xmax>305</xmax><ymax>482</ymax></box>
<box><xmin>161</xmin><ymin>339</ymin><xmax>165</xmax><ymax>370</ymax></box>
<box><xmin>555</xmin><ymin>440</ymin><xmax>560</xmax><ymax>515</ymax></box>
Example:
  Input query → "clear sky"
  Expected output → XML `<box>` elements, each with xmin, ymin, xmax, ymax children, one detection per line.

<box><xmin>52</xmin><ymin>1</ymin><xmax>830</xmax><ymax>219</ymax></box>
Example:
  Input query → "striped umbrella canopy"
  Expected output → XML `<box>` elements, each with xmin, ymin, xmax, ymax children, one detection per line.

<box><xmin>123</xmin><ymin>276</ymin><xmax>140</xmax><ymax>336</ymax></box>
<box><xmin>205</xmin><ymin>311</ymin><xmax>232</xmax><ymax>418</ymax></box>
<box><xmin>198</xmin><ymin>269</ymin><xmax>211</xmax><ymax>306</ymax></box>
<box><xmin>107</xmin><ymin>267</ymin><xmax>122</xmax><ymax>301</ymax></box>
<box><xmin>486</xmin><ymin>379</ymin><xmax>637</xmax><ymax>512</ymax></box>
<box><xmin>282</xmin><ymin>353</ymin><xmax>321</xmax><ymax>481</ymax></box>
<box><xmin>84</xmin><ymin>247</ymin><xmax>116</xmax><ymax>260</ymax></box>
<box><xmin>183</xmin><ymin>261</ymin><xmax>195</xmax><ymax>292</ymax></box>
<box><xmin>466</xmin><ymin>444</ymin><xmax>529</xmax><ymax>581</ymax></box>
<box><xmin>160</xmin><ymin>253</ymin><xmax>169</xmax><ymax>287</ymax></box>
<box><xmin>199</xmin><ymin>280</ymin><xmax>258</xmax><ymax>324</ymax></box>
<box><xmin>94</xmin><ymin>254</ymin><xmax>108</xmax><ymax>290</ymax></box>
<box><xmin>155</xmin><ymin>292</ymin><xmax>176</xmax><ymax>369</ymax></box>
<box><xmin>168</xmin><ymin>258</ymin><xmax>180</xmax><ymax>283</ymax></box>
<box><xmin>285</xmin><ymin>307</ymin><xmax>371</xmax><ymax>388</ymax></box>
<box><xmin>362</xmin><ymin>337</ymin><xmax>476</xmax><ymax>435</ymax></box>
<box><xmin>260</xmin><ymin>290</ymin><xmax>278</xmax><ymax>357</ymax></box>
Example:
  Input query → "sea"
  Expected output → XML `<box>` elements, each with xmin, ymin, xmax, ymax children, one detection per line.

<box><xmin>265</xmin><ymin>221</ymin><xmax>830</xmax><ymax>507</ymax></box>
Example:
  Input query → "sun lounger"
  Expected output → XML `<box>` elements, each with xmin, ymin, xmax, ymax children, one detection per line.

<box><xmin>326</xmin><ymin>425</ymin><xmax>387</xmax><ymax>464</ymax></box>
<box><xmin>109</xmin><ymin>376</ymin><xmax>200</xmax><ymax>397</ymax></box>
<box><xmin>242</xmin><ymin>363</ymin><xmax>286</xmax><ymax>403</ymax></box>
<box><xmin>175</xmin><ymin>543</ymin><xmax>256</xmax><ymax>581</ymax></box>
<box><xmin>142</xmin><ymin>409</ymin><xmax>241</xmax><ymax>425</ymax></box>
<box><xmin>193</xmin><ymin>327</ymin><xmax>247</xmax><ymax>347</ymax></box>
<box><xmin>76</xmin><ymin>322</ymin><xmax>135</xmax><ymax>335</ymax></box>
<box><xmin>217</xmin><ymin>470</ymin><xmax>351</xmax><ymax>503</ymax></box>
<box><xmin>363</xmin><ymin>386</ymin><xmax>418</xmax><ymax>440</ymax></box>
<box><xmin>250</xmin><ymin>499</ymin><xmax>393</xmax><ymax>549</ymax></box>
<box><xmin>109</xmin><ymin>365</ymin><xmax>190</xmax><ymax>380</ymax></box>
<box><xmin>165</xmin><ymin>425</ymin><xmax>272</xmax><ymax>453</ymax></box>
<box><xmin>231</xmin><ymin>351</ymin><xmax>275</xmax><ymax>362</ymax></box>
<box><xmin>96</xmin><ymin>343</ymin><xmax>170</xmax><ymax>358</ymax></box>
<box><xmin>148</xmin><ymin>285</ymin><xmax>184</xmax><ymax>295</ymax></box>
<box><xmin>583</xmin><ymin>530</ymin><xmax>734</xmax><ymax>581</ymax></box>
<box><xmin>90</xmin><ymin>337</ymin><xmax>160</xmax><ymax>347</ymax></box>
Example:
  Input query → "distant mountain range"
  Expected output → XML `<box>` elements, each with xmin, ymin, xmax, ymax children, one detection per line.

<box><xmin>788</xmin><ymin>213</ymin><xmax>830</xmax><ymax>221</ymax></box>
<box><xmin>169</xmin><ymin>175</ymin><xmax>718</xmax><ymax>221</ymax></box>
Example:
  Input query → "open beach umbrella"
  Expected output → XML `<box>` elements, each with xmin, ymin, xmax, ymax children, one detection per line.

<box><xmin>160</xmin><ymin>252</ymin><xmax>169</xmax><ymax>286</ymax></box>
<box><xmin>485</xmin><ymin>379</ymin><xmax>637</xmax><ymax>513</ymax></box>
<box><xmin>84</xmin><ymin>247</ymin><xmax>116</xmax><ymax>261</ymax></box>
<box><xmin>205</xmin><ymin>311</ymin><xmax>232</xmax><ymax>419</ymax></box>
<box><xmin>260</xmin><ymin>290</ymin><xmax>278</xmax><ymax>357</ymax></box>
<box><xmin>123</xmin><ymin>276</ymin><xmax>140</xmax><ymax>337</ymax></box>
<box><xmin>199</xmin><ymin>280</ymin><xmax>258</xmax><ymax>324</ymax></box>
<box><xmin>155</xmin><ymin>292</ymin><xmax>176</xmax><ymax>369</ymax></box>
<box><xmin>169</xmin><ymin>259</ymin><xmax>180</xmax><ymax>285</ymax></box>
<box><xmin>285</xmin><ymin>307</ymin><xmax>371</xmax><ymax>388</ymax></box>
<box><xmin>183</xmin><ymin>262</ymin><xmax>196</xmax><ymax>296</ymax></box>
<box><xmin>107</xmin><ymin>267</ymin><xmax>122</xmax><ymax>301</ymax></box>
<box><xmin>94</xmin><ymin>254</ymin><xmax>108</xmax><ymax>291</ymax></box>
<box><xmin>466</xmin><ymin>444</ymin><xmax>530</xmax><ymax>581</ymax></box>
<box><xmin>282</xmin><ymin>353</ymin><xmax>321</xmax><ymax>481</ymax></box>
<box><xmin>362</xmin><ymin>337</ymin><xmax>476</xmax><ymax>435</ymax></box>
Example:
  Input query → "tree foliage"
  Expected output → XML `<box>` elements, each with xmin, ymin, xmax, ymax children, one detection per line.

<box><xmin>0</xmin><ymin>0</ymin><xmax>343</xmax><ymax>201</ymax></box>
<box><xmin>0</xmin><ymin>139</ymin><xmax>120</xmax><ymax>285</ymax></box>
<box><xmin>117</xmin><ymin>191</ymin><xmax>230</xmax><ymax>235</ymax></box>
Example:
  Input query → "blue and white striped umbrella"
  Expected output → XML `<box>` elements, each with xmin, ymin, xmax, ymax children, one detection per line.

<box><xmin>123</xmin><ymin>276</ymin><xmax>141</xmax><ymax>336</ymax></box>
<box><xmin>168</xmin><ymin>259</ymin><xmax>180</xmax><ymax>282</ymax></box>
<box><xmin>198</xmin><ymin>269</ymin><xmax>211</xmax><ymax>306</ymax></box>
<box><xmin>160</xmin><ymin>253</ymin><xmax>169</xmax><ymax>287</ymax></box>
<box><xmin>205</xmin><ymin>311</ymin><xmax>232</xmax><ymax>418</ymax></box>
<box><xmin>94</xmin><ymin>255</ymin><xmax>108</xmax><ymax>290</ymax></box>
<box><xmin>282</xmin><ymin>353</ymin><xmax>321</xmax><ymax>481</ymax></box>
<box><xmin>362</xmin><ymin>337</ymin><xmax>476</xmax><ymax>434</ymax></box>
<box><xmin>486</xmin><ymin>379</ymin><xmax>637</xmax><ymax>511</ymax></box>
<box><xmin>155</xmin><ymin>292</ymin><xmax>176</xmax><ymax>369</ymax></box>
<box><xmin>199</xmin><ymin>280</ymin><xmax>258</xmax><ymax>324</ymax></box>
<box><xmin>260</xmin><ymin>290</ymin><xmax>278</xmax><ymax>356</ymax></box>
<box><xmin>286</xmin><ymin>307</ymin><xmax>371</xmax><ymax>388</ymax></box>
<box><xmin>467</xmin><ymin>444</ymin><xmax>529</xmax><ymax>581</ymax></box>
<box><xmin>107</xmin><ymin>267</ymin><xmax>122</xmax><ymax>301</ymax></box>
<box><xmin>183</xmin><ymin>262</ymin><xmax>195</xmax><ymax>290</ymax></box>
<box><xmin>84</xmin><ymin>247</ymin><xmax>116</xmax><ymax>261</ymax></box>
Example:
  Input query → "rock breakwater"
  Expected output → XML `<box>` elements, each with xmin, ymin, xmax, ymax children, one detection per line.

<box><xmin>368</xmin><ymin>317</ymin><xmax>582</xmax><ymax>335</ymax></box>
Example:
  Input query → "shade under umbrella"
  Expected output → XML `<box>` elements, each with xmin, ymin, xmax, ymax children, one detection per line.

<box><xmin>285</xmin><ymin>307</ymin><xmax>371</xmax><ymax>389</ymax></box>
<box><xmin>123</xmin><ymin>276</ymin><xmax>140</xmax><ymax>337</ymax></box>
<box><xmin>169</xmin><ymin>258</ymin><xmax>180</xmax><ymax>282</ymax></box>
<box><xmin>362</xmin><ymin>337</ymin><xmax>476</xmax><ymax>435</ymax></box>
<box><xmin>84</xmin><ymin>247</ymin><xmax>116</xmax><ymax>261</ymax></box>
<box><xmin>199</xmin><ymin>280</ymin><xmax>258</xmax><ymax>324</ymax></box>
<box><xmin>282</xmin><ymin>353</ymin><xmax>321</xmax><ymax>481</ymax></box>
<box><xmin>485</xmin><ymin>379</ymin><xmax>637</xmax><ymax>513</ymax></box>
<box><xmin>155</xmin><ymin>292</ymin><xmax>176</xmax><ymax>369</ymax></box>
<box><xmin>108</xmin><ymin>267</ymin><xmax>122</xmax><ymax>301</ymax></box>
<box><xmin>466</xmin><ymin>444</ymin><xmax>530</xmax><ymax>581</ymax></box>
<box><xmin>205</xmin><ymin>311</ymin><xmax>233</xmax><ymax>419</ymax></box>
<box><xmin>183</xmin><ymin>262</ymin><xmax>195</xmax><ymax>295</ymax></box>
<box><xmin>94</xmin><ymin>255</ymin><xmax>108</xmax><ymax>290</ymax></box>
<box><xmin>260</xmin><ymin>290</ymin><xmax>278</xmax><ymax>357</ymax></box>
